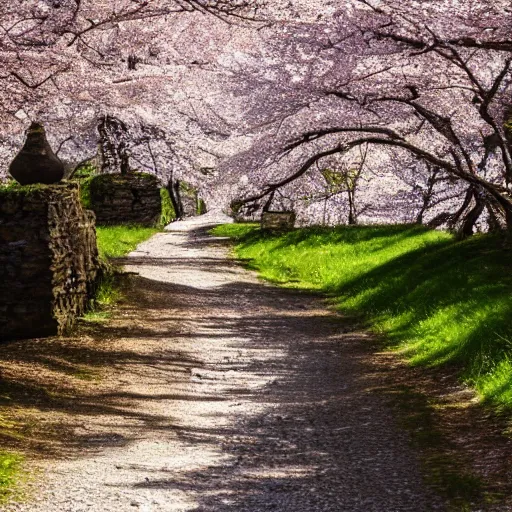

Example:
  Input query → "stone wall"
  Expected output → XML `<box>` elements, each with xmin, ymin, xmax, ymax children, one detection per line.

<box><xmin>86</xmin><ymin>173</ymin><xmax>161</xmax><ymax>226</ymax></box>
<box><xmin>0</xmin><ymin>183</ymin><xmax>100</xmax><ymax>340</ymax></box>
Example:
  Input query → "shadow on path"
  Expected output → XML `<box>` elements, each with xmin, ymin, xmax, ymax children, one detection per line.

<box><xmin>7</xmin><ymin>224</ymin><xmax>511</xmax><ymax>511</ymax></box>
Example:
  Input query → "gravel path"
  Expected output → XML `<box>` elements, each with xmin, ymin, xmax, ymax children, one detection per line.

<box><xmin>7</xmin><ymin>212</ymin><xmax>443</xmax><ymax>512</ymax></box>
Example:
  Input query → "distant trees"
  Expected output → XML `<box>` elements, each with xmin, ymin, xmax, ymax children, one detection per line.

<box><xmin>227</xmin><ymin>0</ymin><xmax>512</xmax><ymax>235</ymax></box>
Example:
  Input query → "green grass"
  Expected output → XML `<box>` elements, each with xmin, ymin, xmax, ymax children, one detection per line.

<box><xmin>160</xmin><ymin>188</ymin><xmax>176</xmax><ymax>226</ymax></box>
<box><xmin>96</xmin><ymin>225</ymin><xmax>159</xmax><ymax>260</ymax></box>
<box><xmin>82</xmin><ymin>273</ymin><xmax>121</xmax><ymax>323</ymax></box>
<box><xmin>0</xmin><ymin>451</ymin><xmax>23</xmax><ymax>503</ymax></box>
<box><xmin>212</xmin><ymin>223</ymin><xmax>512</xmax><ymax>409</ymax></box>
<box><xmin>82</xmin><ymin>225</ymin><xmax>158</xmax><ymax>322</ymax></box>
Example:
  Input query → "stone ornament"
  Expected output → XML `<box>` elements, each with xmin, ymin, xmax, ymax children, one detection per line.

<box><xmin>9</xmin><ymin>122</ymin><xmax>65</xmax><ymax>185</ymax></box>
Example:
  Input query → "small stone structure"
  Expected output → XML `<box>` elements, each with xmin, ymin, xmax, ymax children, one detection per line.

<box><xmin>86</xmin><ymin>173</ymin><xmax>161</xmax><ymax>226</ymax></box>
<box><xmin>0</xmin><ymin>183</ymin><xmax>100</xmax><ymax>340</ymax></box>
<box><xmin>261</xmin><ymin>211</ymin><xmax>296</xmax><ymax>231</ymax></box>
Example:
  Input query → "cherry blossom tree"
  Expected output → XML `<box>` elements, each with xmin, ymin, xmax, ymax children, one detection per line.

<box><xmin>224</xmin><ymin>0</ymin><xmax>512</xmax><ymax>234</ymax></box>
<box><xmin>2</xmin><ymin>0</ymin><xmax>512</xmax><ymax>233</ymax></box>
<box><xmin>0</xmin><ymin>0</ymin><xmax>264</xmax><ymax>186</ymax></box>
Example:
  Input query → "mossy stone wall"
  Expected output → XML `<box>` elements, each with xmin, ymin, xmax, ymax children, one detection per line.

<box><xmin>0</xmin><ymin>183</ymin><xmax>100</xmax><ymax>340</ymax></box>
<box><xmin>83</xmin><ymin>173</ymin><xmax>161</xmax><ymax>226</ymax></box>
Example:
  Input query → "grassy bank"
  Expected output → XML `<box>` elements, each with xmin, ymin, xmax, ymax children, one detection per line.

<box><xmin>85</xmin><ymin>225</ymin><xmax>159</xmax><ymax>321</ymax></box>
<box><xmin>212</xmin><ymin>223</ymin><xmax>512</xmax><ymax>409</ymax></box>
<box><xmin>96</xmin><ymin>225</ymin><xmax>159</xmax><ymax>259</ymax></box>
<box><xmin>0</xmin><ymin>450</ymin><xmax>23</xmax><ymax>504</ymax></box>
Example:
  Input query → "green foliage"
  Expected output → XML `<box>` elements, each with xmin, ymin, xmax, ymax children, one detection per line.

<box><xmin>321</xmin><ymin>166</ymin><xmax>358</xmax><ymax>193</ymax></box>
<box><xmin>96</xmin><ymin>225</ymin><xmax>159</xmax><ymax>260</ymax></box>
<box><xmin>0</xmin><ymin>180</ymin><xmax>19</xmax><ymax>192</ymax></box>
<box><xmin>71</xmin><ymin>162</ymin><xmax>97</xmax><ymax>209</ymax></box>
<box><xmin>79</xmin><ymin>177</ymin><xmax>93</xmax><ymax>209</ymax></box>
<box><xmin>0</xmin><ymin>451</ymin><xmax>23</xmax><ymax>503</ymax></box>
<box><xmin>197</xmin><ymin>198</ymin><xmax>207</xmax><ymax>215</ymax></box>
<box><xmin>159</xmin><ymin>188</ymin><xmax>176</xmax><ymax>226</ymax></box>
<box><xmin>72</xmin><ymin>161</ymin><xmax>97</xmax><ymax>181</ymax></box>
<box><xmin>0</xmin><ymin>182</ymin><xmax>50</xmax><ymax>197</ymax></box>
<box><xmin>212</xmin><ymin>223</ymin><xmax>512</xmax><ymax>409</ymax></box>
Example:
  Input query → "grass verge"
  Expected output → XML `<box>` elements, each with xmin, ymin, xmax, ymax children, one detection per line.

<box><xmin>0</xmin><ymin>450</ymin><xmax>24</xmax><ymax>504</ymax></box>
<box><xmin>95</xmin><ymin>225</ymin><xmax>159</xmax><ymax>260</ymax></box>
<box><xmin>83</xmin><ymin>225</ymin><xmax>159</xmax><ymax>322</ymax></box>
<box><xmin>211</xmin><ymin>223</ymin><xmax>512</xmax><ymax>409</ymax></box>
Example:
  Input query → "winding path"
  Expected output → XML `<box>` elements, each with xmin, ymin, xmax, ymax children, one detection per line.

<box><xmin>10</xmin><ymin>213</ymin><xmax>442</xmax><ymax>511</ymax></box>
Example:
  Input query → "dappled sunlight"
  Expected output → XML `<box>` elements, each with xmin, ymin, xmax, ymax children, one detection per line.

<box><xmin>4</xmin><ymin>221</ymin><xmax>511</xmax><ymax>511</ymax></box>
<box><xmin>4</xmin><ymin>222</ymin><xmax>448</xmax><ymax>511</ymax></box>
<box><xmin>222</xmin><ymin>223</ymin><xmax>512</xmax><ymax>409</ymax></box>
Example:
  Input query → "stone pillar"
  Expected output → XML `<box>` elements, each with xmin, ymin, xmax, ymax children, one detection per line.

<box><xmin>261</xmin><ymin>211</ymin><xmax>296</xmax><ymax>231</ymax></box>
<box><xmin>0</xmin><ymin>183</ymin><xmax>100</xmax><ymax>340</ymax></box>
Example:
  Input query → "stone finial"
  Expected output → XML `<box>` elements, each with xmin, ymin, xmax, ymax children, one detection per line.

<box><xmin>9</xmin><ymin>122</ymin><xmax>65</xmax><ymax>185</ymax></box>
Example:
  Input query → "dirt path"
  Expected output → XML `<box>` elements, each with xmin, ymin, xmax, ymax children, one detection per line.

<box><xmin>7</xmin><ymin>213</ymin><xmax>444</xmax><ymax>511</ymax></box>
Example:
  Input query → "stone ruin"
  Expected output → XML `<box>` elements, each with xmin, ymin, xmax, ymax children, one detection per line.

<box><xmin>261</xmin><ymin>211</ymin><xmax>296</xmax><ymax>232</ymax></box>
<box><xmin>85</xmin><ymin>172</ymin><xmax>162</xmax><ymax>226</ymax></box>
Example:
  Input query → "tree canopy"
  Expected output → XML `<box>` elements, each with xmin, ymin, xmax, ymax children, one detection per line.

<box><xmin>1</xmin><ymin>0</ymin><xmax>511</xmax><ymax>235</ymax></box>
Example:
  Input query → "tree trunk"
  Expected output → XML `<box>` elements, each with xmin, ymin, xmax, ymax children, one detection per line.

<box><xmin>167</xmin><ymin>179</ymin><xmax>184</xmax><ymax>220</ymax></box>
<box><xmin>97</xmin><ymin>115</ymin><xmax>130</xmax><ymax>174</ymax></box>
<box><xmin>458</xmin><ymin>195</ymin><xmax>485</xmax><ymax>239</ymax></box>
<box><xmin>448</xmin><ymin>187</ymin><xmax>474</xmax><ymax>232</ymax></box>
<box><xmin>262</xmin><ymin>190</ymin><xmax>275</xmax><ymax>213</ymax></box>
<box><xmin>347</xmin><ymin>190</ymin><xmax>357</xmax><ymax>225</ymax></box>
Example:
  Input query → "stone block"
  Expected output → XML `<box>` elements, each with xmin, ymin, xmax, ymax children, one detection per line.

<box><xmin>261</xmin><ymin>211</ymin><xmax>296</xmax><ymax>231</ymax></box>
<box><xmin>86</xmin><ymin>172</ymin><xmax>161</xmax><ymax>226</ymax></box>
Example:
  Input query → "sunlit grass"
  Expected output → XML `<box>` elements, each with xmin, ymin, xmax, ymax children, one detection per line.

<box><xmin>212</xmin><ymin>223</ymin><xmax>512</xmax><ymax>409</ymax></box>
<box><xmin>0</xmin><ymin>451</ymin><xmax>23</xmax><ymax>503</ymax></box>
<box><xmin>96</xmin><ymin>225</ymin><xmax>159</xmax><ymax>260</ymax></box>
